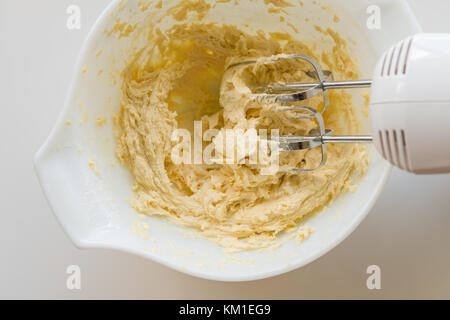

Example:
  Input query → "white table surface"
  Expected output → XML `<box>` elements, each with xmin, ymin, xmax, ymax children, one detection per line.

<box><xmin>1</xmin><ymin>0</ymin><xmax>450</xmax><ymax>299</ymax></box>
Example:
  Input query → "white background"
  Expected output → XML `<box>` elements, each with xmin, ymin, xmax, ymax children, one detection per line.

<box><xmin>1</xmin><ymin>0</ymin><xmax>450</xmax><ymax>299</ymax></box>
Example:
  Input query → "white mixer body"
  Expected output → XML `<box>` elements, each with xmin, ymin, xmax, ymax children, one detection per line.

<box><xmin>370</xmin><ymin>33</ymin><xmax>450</xmax><ymax>174</ymax></box>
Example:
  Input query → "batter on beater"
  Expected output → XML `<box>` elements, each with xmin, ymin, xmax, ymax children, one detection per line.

<box><xmin>114</xmin><ymin>4</ymin><xmax>368</xmax><ymax>251</ymax></box>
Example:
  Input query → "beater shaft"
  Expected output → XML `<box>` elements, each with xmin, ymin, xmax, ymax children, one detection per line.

<box><xmin>279</xmin><ymin>135</ymin><xmax>373</xmax><ymax>151</ymax></box>
<box><xmin>260</xmin><ymin>80</ymin><xmax>372</xmax><ymax>93</ymax></box>
<box><xmin>322</xmin><ymin>135</ymin><xmax>373</xmax><ymax>143</ymax></box>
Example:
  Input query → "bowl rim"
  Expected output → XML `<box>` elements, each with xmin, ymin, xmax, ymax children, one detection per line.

<box><xmin>35</xmin><ymin>0</ymin><xmax>422</xmax><ymax>282</ymax></box>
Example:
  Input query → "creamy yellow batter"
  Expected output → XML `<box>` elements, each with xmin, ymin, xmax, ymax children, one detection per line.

<box><xmin>115</xmin><ymin>1</ymin><xmax>368</xmax><ymax>251</ymax></box>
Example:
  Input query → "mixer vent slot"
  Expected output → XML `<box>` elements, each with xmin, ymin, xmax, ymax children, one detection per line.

<box><xmin>395</xmin><ymin>41</ymin><xmax>405</xmax><ymax>75</ymax></box>
<box><xmin>380</xmin><ymin>52</ymin><xmax>388</xmax><ymax>77</ymax></box>
<box><xmin>381</xmin><ymin>37</ymin><xmax>413</xmax><ymax>77</ymax></box>
<box><xmin>403</xmin><ymin>37</ymin><xmax>413</xmax><ymax>75</ymax></box>
<box><xmin>385</xmin><ymin>130</ymin><xmax>394</xmax><ymax>164</ymax></box>
<box><xmin>378</xmin><ymin>129</ymin><xmax>411</xmax><ymax>171</ymax></box>
<box><xmin>400</xmin><ymin>130</ymin><xmax>412</xmax><ymax>172</ymax></box>
<box><xmin>378</xmin><ymin>131</ymin><xmax>387</xmax><ymax>160</ymax></box>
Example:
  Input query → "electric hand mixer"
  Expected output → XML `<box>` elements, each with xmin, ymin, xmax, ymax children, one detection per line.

<box><xmin>228</xmin><ymin>33</ymin><xmax>450</xmax><ymax>174</ymax></box>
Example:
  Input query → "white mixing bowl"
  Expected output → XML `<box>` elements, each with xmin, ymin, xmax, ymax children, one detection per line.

<box><xmin>35</xmin><ymin>0</ymin><xmax>421</xmax><ymax>281</ymax></box>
